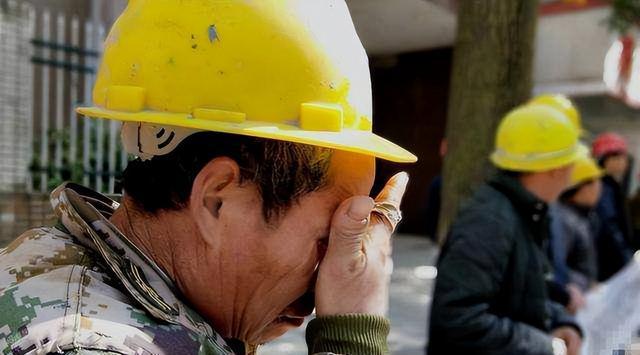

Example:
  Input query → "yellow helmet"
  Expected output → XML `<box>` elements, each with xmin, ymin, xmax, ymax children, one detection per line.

<box><xmin>569</xmin><ymin>144</ymin><xmax>604</xmax><ymax>188</ymax></box>
<box><xmin>77</xmin><ymin>0</ymin><xmax>417</xmax><ymax>163</ymax></box>
<box><xmin>530</xmin><ymin>94</ymin><xmax>584</xmax><ymax>135</ymax></box>
<box><xmin>490</xmin><ymin>104</ymin><xmax>581</xmax><ymax>172</ymax></box>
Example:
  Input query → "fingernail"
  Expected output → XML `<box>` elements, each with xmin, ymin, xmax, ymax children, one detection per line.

<box><xmin>397</xmin><ymin>172</ymin><xmax>409</xmax><ymax>184</ymax></box>
<box><xmin>347</xmin><ymin>197</ymin><xmax>374</xmax><ymax>222</ymax></box>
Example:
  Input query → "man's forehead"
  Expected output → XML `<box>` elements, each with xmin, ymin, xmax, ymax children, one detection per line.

<box><xmin>328</xmin><ymin>151</ymin><xmax>375</xmax><ymax>196</ymax></box>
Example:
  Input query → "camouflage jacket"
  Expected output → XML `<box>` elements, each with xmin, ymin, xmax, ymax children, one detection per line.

<box><xmin>0</xmin><ymin>184</ymin><xmax>390</xmax><ymax>355</ymax></box>
<box><xmin>0</xmin><ymin>183</ymin><xmax>236</xmax><ymax>355</ymax></box>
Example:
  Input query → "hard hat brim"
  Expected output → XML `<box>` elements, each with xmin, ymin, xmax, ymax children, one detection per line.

<box><xmin>570</xmin><ymin>169</ymin><xmax>604</xmax><ymax>189</ymax></box>
<box><xmin>77</xmin><ymin>106</ymin><xmax>418</xmax><ymax>163</ymax></box>
<box><xmin>489</xmin><ymin>146</ymin><xmax>582</xmax><ymax>172</ymax></box>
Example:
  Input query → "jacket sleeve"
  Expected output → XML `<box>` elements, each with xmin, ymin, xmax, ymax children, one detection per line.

<box><xmin>430</xmin><ymin>216</ymin><xmax>555</xmax><ymax>355</ymax></box>
<box><xmin>555</xmin><ymin>209</ymin><xmax>592</xmax><ymax>290</ymax></box>
<box><xmin>305</xmin><ymin>314</ymin><xmax>390</xmax><ymax>355</ymax></box>
<box><xmin>566</xmin><ymin>226</ymin><xmax>595</xmax><ymax>290</ymax></box>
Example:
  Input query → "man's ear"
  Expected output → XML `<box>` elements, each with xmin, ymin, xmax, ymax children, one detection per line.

<box><xmin>189</xmin><ymin>157</ymin><xmax>241</xmax><ymax>246</ymax></box>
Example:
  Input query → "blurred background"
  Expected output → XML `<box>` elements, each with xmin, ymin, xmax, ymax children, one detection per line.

<box><xmin>1</xmin><ymin>0</ymin><xmax>638</xmax><ymax>353</ymax></box>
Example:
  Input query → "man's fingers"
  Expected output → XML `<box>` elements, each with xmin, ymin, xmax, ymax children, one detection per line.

<box><xmin>375</xmin><ymin>172</ymin><xmax>409</xmax><ymax>206</ymax></box>
<box><xmin>328</xmin><ymin>196</ymin><xmax>374</xmax><ymax>256</ymax></box>
<box><xmin>372</xmin><ymin>172</ymin><xmax>409</xmax><ymax>232</ymax></box>
<box><xmin>328</xmin><ymin>172</ymin><xmax>408</xmax><ymax>258</ymax></box>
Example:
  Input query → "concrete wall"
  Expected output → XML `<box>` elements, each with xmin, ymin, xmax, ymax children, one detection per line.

<box><xmin>347</xmin><ymin>0</ymin><xmax>456</xmax><ymax>56</ymax></box>
<box><xmin>534</xmin><ymin>8</ymin><xmax>612</xmax><ymax>95</ymax></box>
<box><xmin>0</xmin><ymin>192</ymin><xmax>55</xmax><ymax>247</ymax></box>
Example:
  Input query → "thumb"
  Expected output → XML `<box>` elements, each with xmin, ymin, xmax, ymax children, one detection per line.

<box><xmin>328</xmin><ymin>196</ymin><xmax>374</xmax><ymax>256</ymax></box>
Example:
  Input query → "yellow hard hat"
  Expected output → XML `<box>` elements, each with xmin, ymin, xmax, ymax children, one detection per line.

<box><xmin>569</xmin><ymin>145</ymin><xmax>604</xmax><ymax>188</ymax></box>
<box><xmin>490</xmin><ymin>104</ymin><xmax>581</xmax><ymax>172</ymax></box>
<box><xmin>76</xmin><ymin>0</ymin><xmax>417</xmax><ymax>163</ymax></box>
<box><xmin>530</xmin><ymin>94</ymin><xmax>584</xmax><ymax>136</ymax></box>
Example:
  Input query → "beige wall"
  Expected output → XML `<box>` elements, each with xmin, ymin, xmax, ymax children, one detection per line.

<box><xmin>533</xmin><ymin>8</ymin><xmax>612</xmax><ymax>95</ymax></box>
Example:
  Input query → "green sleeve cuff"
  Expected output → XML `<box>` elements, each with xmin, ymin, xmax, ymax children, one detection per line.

<box><xmin>305</xmin><ymin>314</ymin><xmax>390</xmax><ymax>355</ymax></box>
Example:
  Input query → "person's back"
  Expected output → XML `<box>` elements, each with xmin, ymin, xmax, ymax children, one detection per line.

<box><xmin>429</xmin><ymin>173</ymin><xmax>575</xmax><ymax>354</ymax></box>
<box><xmin>428</xmin><ymin>103</ymin><xmax>583</xmax><ymax>355</ymax></box>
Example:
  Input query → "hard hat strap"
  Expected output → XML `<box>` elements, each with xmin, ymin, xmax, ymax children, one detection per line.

<box><xmin>121</xmin><ymin>122</ymin><xmax>200</xmax><ymax>161</ymax></box>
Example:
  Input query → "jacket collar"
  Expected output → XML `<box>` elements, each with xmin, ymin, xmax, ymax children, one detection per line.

<box><xmin>488</xmin><ymin>172</ymin><xmax>549</xmax><ymax>239</ymax></box>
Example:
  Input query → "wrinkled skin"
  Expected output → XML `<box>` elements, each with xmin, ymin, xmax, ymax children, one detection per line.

<box><xmin>112</xmin><ymin>150</ymin><xmax>408</xmax><ymax>345</ymax></box>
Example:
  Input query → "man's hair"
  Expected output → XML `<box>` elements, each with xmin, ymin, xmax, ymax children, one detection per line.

<box><xmin>122</xmin><ymin>132</ymin><xmax>332</xmax><ymax>219</ymax></box>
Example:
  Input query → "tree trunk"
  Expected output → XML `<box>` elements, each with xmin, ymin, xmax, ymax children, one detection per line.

<box><xmin>438</xmin><ymin>0</ymin><xmax>539</xmax><ymax>241</ymax></box>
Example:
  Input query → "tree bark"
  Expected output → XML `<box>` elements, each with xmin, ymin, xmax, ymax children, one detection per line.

<box><xmin>438</xmin><ymin>0</ymin><xmax>539</xmax><ymax>241</ymax></box>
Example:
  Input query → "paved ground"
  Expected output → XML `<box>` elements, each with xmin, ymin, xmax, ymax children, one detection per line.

<box><xmin>261</xmin><ymin>234</ymin><xmax>439</xmax><ymax>355</ymax></box>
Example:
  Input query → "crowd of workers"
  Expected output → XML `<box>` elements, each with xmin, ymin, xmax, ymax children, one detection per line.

<box><xmin>428</xmin><ymin>94</ymin><xmax>638</xmax><ymax>355</ymax></box>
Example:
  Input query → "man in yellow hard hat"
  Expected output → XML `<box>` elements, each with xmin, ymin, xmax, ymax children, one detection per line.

<box><xmin>0</xmin><ymin>1</ymin><xmax>416</xmax><ymax>354</ymax></box>
<box><xmin>429</xmin><ymin>104</ymin><xmax>583</xmax><ymax>355</ymax></box>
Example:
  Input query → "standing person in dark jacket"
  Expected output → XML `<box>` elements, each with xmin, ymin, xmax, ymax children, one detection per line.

<box><xmin>548</xmin><ymin>147</ymin><xmax>602</xmax><ymax>312</ymax></box>
<box><xmin>592</xmin><ymin>133</ymin><xmax>634</xmax><ymax>281</ymax></box>
<box><xmin>429</xmin><ymin>104</ymin><xmax>583</xmax><ymax>355</ymax></box>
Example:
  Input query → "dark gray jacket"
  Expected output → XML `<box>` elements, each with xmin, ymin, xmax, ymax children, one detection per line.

<box><xmin>549</xmin><ymin>202</ymin><xmax>598</xmax><ymax>291</ymax></box>
<box><xmin>595</xmin><ymin>175</ymin><xmax>633</xmax><ymax>281</ymax></box>
<box><xmin>428</xmin><ymin>173</ymin><xmax>581</xmax><ymax>355</ymax></box>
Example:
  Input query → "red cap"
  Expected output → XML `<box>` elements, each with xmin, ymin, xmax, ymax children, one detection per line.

<box><xmin>592</xmin><ymin>132</ymin><xmax>628</xmax><ymax>159</ymax></box>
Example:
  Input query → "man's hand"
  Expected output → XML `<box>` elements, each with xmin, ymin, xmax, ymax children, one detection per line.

<box><xmin>552</xmin><ymin>326</ymin><xmax>582</xmax><ymax>355</ymax></box>
<box><xmin>315</xmin><ymin>172</ymin><xmax>409</xmax><ymax>316</ymax></box>
<box><xmin>566</xmin><ymin>284</ymin><xmax>586</xmax><ymax>315</ymax></box>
